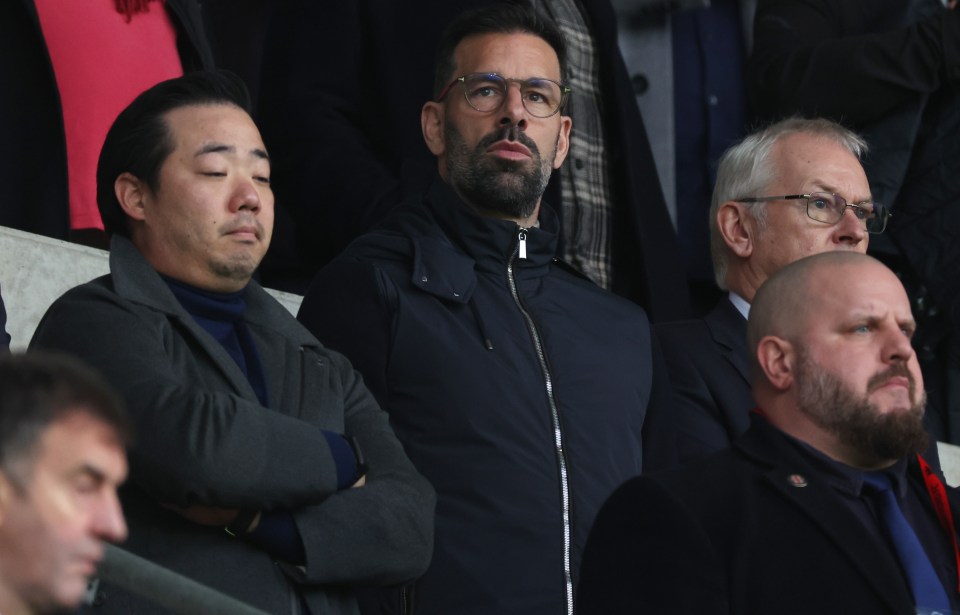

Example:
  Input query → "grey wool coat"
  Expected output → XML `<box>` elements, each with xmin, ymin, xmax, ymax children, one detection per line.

<box><xmin>31</xmin><ymin>236</ymin><xmax>435</xmax><ymax>615</ymax></box>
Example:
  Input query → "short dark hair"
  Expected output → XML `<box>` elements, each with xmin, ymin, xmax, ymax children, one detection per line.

<box><xmin>433</xmin><ymin>2</ymin><xmax>568</xmax><ymax>97</ymax></box>
<box><xmin>0</xmin><ymin>352</ymin><xmax>132</xmax><ymax>488</ymax></box>
<box><xmin>96</xmin><ymin>70</ymin><xmax>252</xmax><ymax>237</ymax></box>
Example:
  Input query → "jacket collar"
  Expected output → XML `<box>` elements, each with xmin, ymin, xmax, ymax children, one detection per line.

<box><xmin>391</xmin><ymin>178</ymin><xmax>562</xmax><ymax>306</ymax></box>
<box><xmin>108</xmin><ymin>236</ymin><xmax>319</xmax><ymax>399</ymax></box>
<box><xmin>423</xmin><ymin>178</ymin><xmax>559</xmax><ymax>277</ymax></box>
<box><xmin>109</xmin><ymin>235</ymin><xmax>310</xmax><ymax>339</ymax></box>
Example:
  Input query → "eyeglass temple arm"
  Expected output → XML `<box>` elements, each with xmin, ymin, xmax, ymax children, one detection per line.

<box><xmin>737</xmin><ymin>194</ymin><xmax>808</xmax><ymax>203</ymax></box>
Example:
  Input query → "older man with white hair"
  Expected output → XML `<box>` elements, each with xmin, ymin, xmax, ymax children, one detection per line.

<box><xmin>655</xmin><ymin>116</ymin><xmax>889</xmax><ymax>462</ymax></box>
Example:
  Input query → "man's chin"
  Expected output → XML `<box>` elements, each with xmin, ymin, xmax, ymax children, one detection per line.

<box><xmin>488</xmin><ymin>172</ymin><xmax>529</xmax><ymax>192</ymax></box>
<box><xmin>212</xmin><ymin>254</ymin><xmax>261</xmax><ymax>282</ymax></box>
<box><xmin>40</xmin><ymin>577</ymin><xmax>90</xmax><ymax>614</ymax></box>
<box><xmin>869</xmin><ymin>391</ymin><xmax>921</xmax><ymax>416</ymax></box>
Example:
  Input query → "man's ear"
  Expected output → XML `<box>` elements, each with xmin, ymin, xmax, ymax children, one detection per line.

<box><xmin>421</xmin><ymin>101</ymin><xmax>446</xmax><ymax>156</ymax></box>
<box><xmin>114</xmin><ymin>172</ymin><xmax>148</xmax><ymax>223</ymax></box>
<box><xmin>757</xmin><ymin>335</ymin><xmax>795</xmax><ymax>392</ymax></box>
<box><xmin>0</xmin><ymin>471</ymin><xmax>12</xmax><ymax>525</ymax></box>
<box><xmin>717</xmin><ymin>201</ymin><xmax>756</xmax><ymax>259</ymax></box>
<box><xmin>552</xmin><ymin>115</ymin><xmax>572</xmax><ymax>170</ymax></box>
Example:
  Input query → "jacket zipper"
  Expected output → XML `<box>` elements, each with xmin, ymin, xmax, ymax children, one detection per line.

<box><xmin>401</xmin><ymin>582</ymin><xmax>412</xmax><ymax>615</ymax></box>
<box><xmin>507</xmin><ymin>228</ymin><xmax>574</xmax><ymax>615</ymax></box>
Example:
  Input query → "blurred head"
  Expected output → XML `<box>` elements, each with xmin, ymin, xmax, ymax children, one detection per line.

<box><xmin>748</xmin><ymin>252</ymin><xmax>926</xmax><ymax>469</ymax></box>
<box><xmin>98</xmin><ymin>71</ymin><xmax>273</xmax><ymax>292</ymax></box>
<box><xmin>422</xmin><ymin>3</ymin><xmax>572</xmax><ymax>226</ymax></box>
<box><xmin>0</xmin><ymin>352</ymin><xmax>130</xmax><ymax>614</ymax></box>
<box><xmin>710</xmin><ymin>118</ymin><xmax>872</xmax><ymax>301</ymax></box>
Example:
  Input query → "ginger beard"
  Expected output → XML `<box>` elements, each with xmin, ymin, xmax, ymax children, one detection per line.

<box><xmin>795</xmin><ymin>349</ymin><xmax>928</xmax><ymax>465</ymax></box>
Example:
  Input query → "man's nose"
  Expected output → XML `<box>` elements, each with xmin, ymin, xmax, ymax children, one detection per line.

<box><xmin>498</xmin><ymin>82</ymin><xmax>527</xmax><ymax>128</ymax></box>
<box><xmin>94</xmin><ymin>492</ymin><xmax>128</xmax><ymax>543</ymax></box>
<box><xmin>231</xmin><ymin>177</ymin><xmax>262</xmax><ymax>212</ymax></box>
<box><xmin>833</xmin><ymin>206</ymin><xmax>867</xmax><ymax>246</ymax></box>
<box><xmin>882</xmin><ymin>324</ymin><xmax>915</xmax><ymax>366</ymax></box>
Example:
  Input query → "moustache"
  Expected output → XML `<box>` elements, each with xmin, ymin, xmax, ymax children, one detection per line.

<box><xmin>477</xmin><ymin>126</ymin><xmax>540</xmax><ymax>157</ymax></box>
<box><xmin>866</xmin><ymin>363</ymin><xmax>915</xmax><ymax>394</ymax></box>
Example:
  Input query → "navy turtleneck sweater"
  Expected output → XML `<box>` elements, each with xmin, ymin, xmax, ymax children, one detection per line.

<box><xmin>163</xmin><ymin>276</ymin><xmax>360</xmax><ymax>564</ymax></box>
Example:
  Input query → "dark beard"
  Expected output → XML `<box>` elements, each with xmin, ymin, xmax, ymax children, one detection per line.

<box><xmin>444</xmin><ymin>122</ymin><xmax>554</xmax><ymax>220</ymax></box>
<box><xmin>796</xmin><ymin>351</ymin><xmax>928</xmax><ymax>466</ymax></box>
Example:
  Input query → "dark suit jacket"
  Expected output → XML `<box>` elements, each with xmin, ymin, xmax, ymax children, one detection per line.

<box><xmin>257</xmin><ymin>0</ymin><xmax>691</xmax><ymax>321</ymax></box>
<box><xmin>655</xmin><ymin>297</ymin><xmax>753</xmax><ymax>462</ymax></box>
<box><xmin>578</xmin><ymin>416</ymin><xmax>960</xmax><ymax>614</ymax></box>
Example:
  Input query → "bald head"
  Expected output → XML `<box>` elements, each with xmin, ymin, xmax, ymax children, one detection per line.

<box><xmin>747</xmin><ymin>252</ymin><xmax>925</xmax><ymax>468</ymax></box>
<box><xmin>748</xmin><ymin>252</ymin><xmax>892</xmax><ymax>376</ymax></box>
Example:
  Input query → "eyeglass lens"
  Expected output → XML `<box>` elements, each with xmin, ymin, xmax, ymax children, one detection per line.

<box><xmin>806</xmin><ymin>193</ymin><xmax>887</xmax><ymax>233</ymax></box>
<box><xmin>461</xmin><ymin>73</ymin><xmax>564</xmax><ymax>118</ymax></box>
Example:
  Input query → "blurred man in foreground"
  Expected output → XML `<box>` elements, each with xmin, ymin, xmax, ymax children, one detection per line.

<box><xmin>0</xmin><ymin>352</ymin><xmax>129</xmax><ymax>615</ymax></box>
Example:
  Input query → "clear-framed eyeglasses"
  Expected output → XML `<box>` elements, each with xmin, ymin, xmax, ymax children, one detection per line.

<box><xmin>436</xmin><ymin>72</ymin><xmax>572</xmax><ymax>118</ymax></box>
<box><xmin>737</xmin><ymin>192</ymin><xmax>890</xmax><ymax>234</ymax></box>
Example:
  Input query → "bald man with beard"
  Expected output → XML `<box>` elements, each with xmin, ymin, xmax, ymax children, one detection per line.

<box><xmin>578</xmin><ymin>252</ymin><xmax>958</xmax><ymax>615</ymax></box>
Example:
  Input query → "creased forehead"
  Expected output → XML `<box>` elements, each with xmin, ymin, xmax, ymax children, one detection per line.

<box><xmin>748</xmin><ymin>252</ymin><xmax>893</xmax><ymax>348</ymax></box>
<box><xmin>453</xmin><ymin>32</ymin><xmax>563</xmax><ymax>82</ymax></box>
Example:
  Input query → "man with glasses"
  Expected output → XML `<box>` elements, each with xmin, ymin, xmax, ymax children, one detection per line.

<box><xmin>298</xmin><ymin>4</ymin><xmax>671</xmax><ymax>614</ymax></box>
<box><xmin>258</xmin><ymin>0</ymin><xmax>690</xmax><ymax>325</ymax></box>
<box><xmin>656</xmin><ymin>117</ymin><xmax>885</xmax><ymax>463</ymax></box>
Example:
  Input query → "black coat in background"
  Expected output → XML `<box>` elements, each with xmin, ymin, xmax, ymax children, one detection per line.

<box><xmin>578</xmin><ymin>416</ymin><xmax>960</xmax><ymax>614</ymax></box>
<box><xmin>0</xmin><ymin>0</ymin><xmax>214</xmax><ymax>241</ymax></box>
<box><xmin>257</xmin><ymin>0</ymin><xmax>691</xmax><ymax>321</ymax></box>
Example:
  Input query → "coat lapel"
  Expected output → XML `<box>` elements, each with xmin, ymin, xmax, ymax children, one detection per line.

<box><xmin>108</xmin><ymin>236</ymin><xmax>262</xmax><ymax>402</ymax></box>
<box><xmin>705</xmin><ymin>298</ymin><xmax>751</xmax><ymax>386</ymax></box>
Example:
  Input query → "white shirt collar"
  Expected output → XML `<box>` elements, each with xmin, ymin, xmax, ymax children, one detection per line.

<box><xmin>728</xmin><ymin>292</ymin><xmax>750</xmax><ymax>319</ymax></box>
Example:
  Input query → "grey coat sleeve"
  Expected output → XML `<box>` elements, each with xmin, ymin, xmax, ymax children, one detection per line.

<box><xmin>291</xmin><ymin>350</ymin><xmax>436</xmax><ymax>584</ymax></box>
<box><xmin>31</xmin><ymin>283</ymin><xmax>340</xmax><ymax>508</ymax></box>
